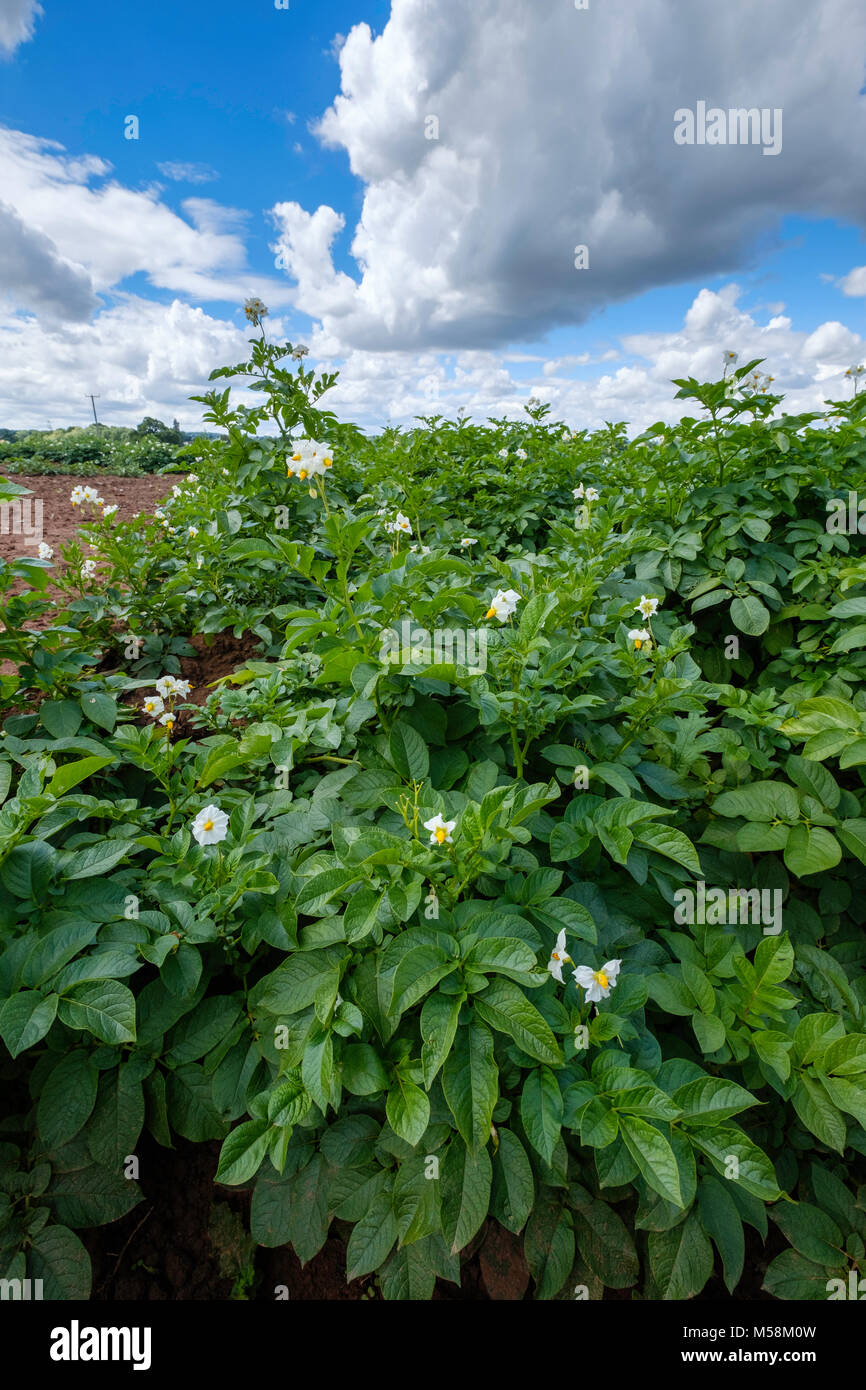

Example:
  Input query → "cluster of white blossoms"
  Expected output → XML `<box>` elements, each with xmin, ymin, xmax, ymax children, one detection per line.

<box><xmin>70</xmin><ymin>486</ymin><xmax>119</xmax><ymax>523</ymax></box>
<box><xmin>383</xmin><ymin>511</ymin><xmax>412</xmax><ymax>535</ymax></box>
<box><xmin>37</xmin><ymin>543</ymin><xmax>53</xmax><ymax>561</ymax></box>
<box><xmin>192</xmin><ymin>803</ymin><xmax>229</xmax><ymax>845</ymax></box>
<box><xmin>424</xmin><ymin>813</ymin><xmax>456</xmax><ymax>846</ymax></box>
<box><xmin>142</xmin><ymin>675</ymin><xmax>192</xmax><ymax>732</ymax></box>
<box><xmin>846</xmin><ymin>365</ymin><xmax>866</xmax><ymax>390</ymax></box>
<box><xmin>244</xmin><ymin>297</ymin><xmax>268</xmax><ymax>326</ymax></box>
<box><xmin>573</xmin><ymin>483</ymin><xmax>600</xmax><ymax>502</ymax></box>
<box><xmin>628</xmin><ymin>594</ymin><xmax>661</xmax><ymax>652</ymax></box>
<box><xmin>156</xmin><ymin>675</ymin><xmax>191</xmax><ymax>699</ymax></box>
<box><xmin>485</xmin><ymin>588</ymin><xmax>521</xmax><ymax>622</ymax></box>
<box><xmin>287</xmin><ymin>439</ymin><xmax>333</xmax><ymax>480</ymax></box>
<box><xmin>498</xmin><ymin>444</ymin><xmax>531</xmax><ymax>461</ymax></box>
<box><xmin>70</xmin><ymin>485</ymin><xmax>104</xmax><ymax>508</ymax></box>
<box><xmin>547</xmin><ymin>930</ymin><xmax>623</xmax><ymax>1003</ymax></box>
<box><xmin>731</xmin><ymin>370</ymin><xmax>775</xmax><ymax>397</ymax></box>
<box><xmin>82</xmin><ymin>559</ymin><xmax>98</xmax><ymax>579</ymax></box>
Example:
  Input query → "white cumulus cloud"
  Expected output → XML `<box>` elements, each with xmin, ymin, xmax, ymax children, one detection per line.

<box><xmin>0</xmin><ymin>0</ymin><xmax>42</xmax><ymax>55</ymax></box>
<box><xmin>0</xmin><ymin>127</ymin><xmax>292</xmax><ymax>313</ymax></box>
<box><xmin>270</xmin><ymin>0</ymin><xmax>866</xmax><ymax>353</ymax></box>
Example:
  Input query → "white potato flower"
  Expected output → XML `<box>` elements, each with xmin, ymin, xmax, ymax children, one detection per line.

<box><xmin>244</xmin><ymin>297</ymin><xmax>268</xmax><ymax>325</ymax></box>
<box><xmin>424</xmin><ymin>813</ymin><xmax>457</xmax><ymax>846</ymax></box>
<box><xmin>192</xmin><ymin>804</ymin><xmax>229</xmax><ymax>844</ymax></box>
<box><xmin>102</xmin><ymin>503</ymin><xmax>118</xmax><ymax>519</ymax></box>
<box><xmin>628</xmin><ymin>628</ymin><xmax>652</xmax><ymax>651</ymax></box>
<box><xmin>287</xmin><ymin>440</ymin><xmax>333</xmax><ymax>479</ymax></box>
<box><xmin>37</xmin><ymin>543</ymin><xmax>53</xmax><ymax>560</ymax></box>
<box><xmin>460</xmin><ymin>537</ymin><xmax>478</xmax><ymax>547</ymax></box>
<box><xmin>547</xmin><ymin>929</ymin><xmax>572</xmax><ymax>983</ymax></box>
<box><xmin>516</xmin><ymin>448</ymin><xmax>528</xmax><ymax>460</ymax></box>
<box><xmin>636</xmin><ymin>595</ymin><xmax>660</xmax><ymax>619</ymax></box>
<box><xmin>155</xmin><ymin>675</ymin><xmax>191</xmax><ymax>699</ymax></box>
<box><xmin>485</xmin><ymin>588</ymin><xmax>521</xmax><ymax>622</ymax></box>
<box><xmin>585</xmin><ymin>487</ymin><xmax>600</xmax><ymax>502</ymax></box>
<box><xmin>572</xmin><ymin>959</ymin><xmax>622</xmax><ymax>1002</ymax></box>
<box><xmin>159</xmin><ymin>711</ymin><xmax>177</xmax><ymax>731</ymax></box>
<box><xmin>498</xmin><ymin>448</ymin><xmax>509</xmax><ymax>459</ymax></box>
<box><xmin>142</xmin><ymin>695</ymin><xmax>165</xmax><ymax>718</ymax></box>
<box><xmin>82</xmin><ymin>559</ymin><xmax>97</xmax><ymax>578</ymax></box>
<box><xmin>71</xmin><ymin>485</ymin><xmax>103</xmax><ymax>508</ymax></box>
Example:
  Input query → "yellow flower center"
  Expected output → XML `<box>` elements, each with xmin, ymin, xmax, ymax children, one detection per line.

<box><xmin>634</xmin><ymin>639</ymin><xmax>642</xmax><ymax>649</ymax></box>
<box><xmin>594</xmin><ymin>970</ymin><xmax>609</xmax><ymax>989</ymax></box>
<box><xmin>287</xmin><ymin>468</ymin><xmax>294</xmax><ymax>477</ymax></box>
<box><xmin>203</xmin><ymin>819</ymin><xmax>214</xmax><ymax>832</ymax></box>
<box><xmin>323</xmin><ymin>459</ymin><xmax>332</xmax><ymax>468</ymax></box>
<box><xmin>485</xmin><ymin>606</ymin><xmax>496</xmax><ymax>619</ymax></box>
<box><xmin>299</xmin><ymin>469</ymin><xmax>308</xmax><ymax>480</ymax></box>
<box><xmin>435</xmin><ymin>827</ymin><xmax>448</xmax><ymax>843</ymax></box>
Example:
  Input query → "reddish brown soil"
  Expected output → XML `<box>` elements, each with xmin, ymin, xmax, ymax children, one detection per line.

<box><xmin>0</xmin><ymin>474</ymin><xmax>184</xmax><ymax>679</ymax></box>
<box><xmin>1</xmin><ymin>475</ymin><xmax>265</xmax><ymax>701</ymax></box>
<box><xmin>121</xmin><ymin>631</ymin><xmax>264</xmax><ymax>737</ymax></box>
<box><xmin>0</xmin><ymin>473</ymin><xmax>180</xmax><ymax>579</ymax></box>
<box><xmin>178</xmin><ymin>631</ymin><xmax>264</xmax><ymax>711</ymax></box>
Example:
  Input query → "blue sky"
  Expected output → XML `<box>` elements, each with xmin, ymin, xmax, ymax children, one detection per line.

<box><xmin>0</xmin><ymin>0</ymin><xmax>389</xmax><ymax>290</ymax></box>
<box><xmin>1</xmin><ymin>0</ymin><xmax>865</xmax><ymax>431</ymax></box>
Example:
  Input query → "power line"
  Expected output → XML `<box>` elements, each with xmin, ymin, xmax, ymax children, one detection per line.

<box><xmin>85</xmin><ymin>393</ymin><xmax>100</xmax><ymax>425</ymax></box>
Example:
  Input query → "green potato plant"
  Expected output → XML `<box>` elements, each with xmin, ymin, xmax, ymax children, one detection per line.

<box><xmin>1</xmin><ymin>328</ymin><xmax>866</xmax><ymax>1301</ymax></box>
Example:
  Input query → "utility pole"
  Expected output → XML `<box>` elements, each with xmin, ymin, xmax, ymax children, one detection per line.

<box><xmin>85</xmin><ymin>394</ymin><xmax>100</xmax><ymax>425</ymax></box>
